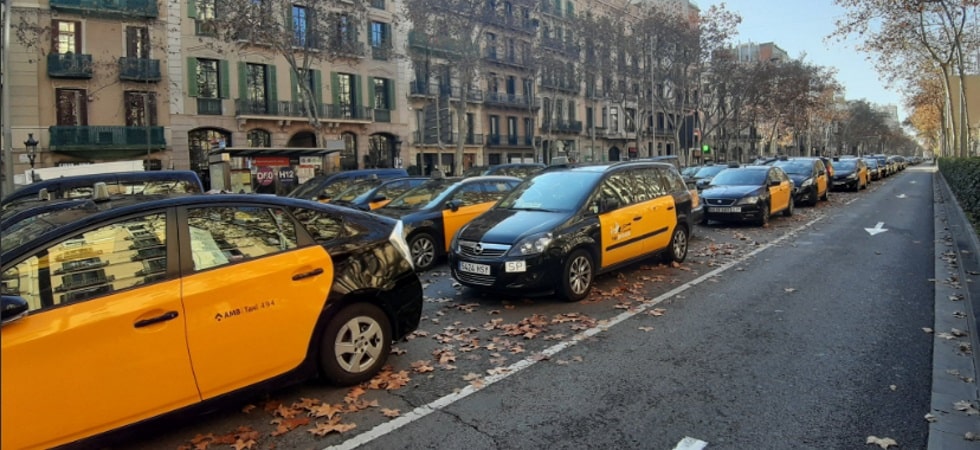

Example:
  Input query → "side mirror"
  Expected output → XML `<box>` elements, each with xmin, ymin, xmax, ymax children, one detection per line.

<box><xmin>372</xmin><ymin>195</ymin><xmax>388</xmax><ymax>203</ymax></box>
<box><xmin>600</xmin><ymin>197</ymin><xmax>621</xmax><ymax>212</ymax></box>
<box><xmin>769</xmin><ymin>180</ymin><xmax>781</xmax><ymax>187</ymax></box>
<box><xmin>447</xmin><ymin>199</ymin><xmax>462</xmax><ymax>212</ymax></box>
<box><xmin>1</xmin><ymin>295</ymin><xmax>29</xmax><ymax>326</ymax></box>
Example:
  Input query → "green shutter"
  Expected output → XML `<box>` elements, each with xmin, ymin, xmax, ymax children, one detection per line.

<box><xmin>219</xmin><ymin>60</ymin><xmax>230</xmax><ymax>98</ymax></box>
<box><xmin>267</xmin><ymin>65</ymin><xmax>278</xmax><ymax>104</ymax></box>
<box><xmin>330</xmin><ymin>72</ymin><xmax>340</xmax><ymax>105</ymax></box>
<box><xmin>367</xmin><ymin>76</ymin><xmax>375</xmax><ymax>108</ymax></box>
<box><xmin>188</xmin><ymin>0</ymin><xmax>197</xmax><ymax>18</ymax></box>
<box><xmin>386</xmin><ymin>78</ymin><xmax>395</xmax><ymax>110</ymax></box>
<box><xmin>354</xmin><ymin>74</ymin><xmax>363</xmax><ymax>108</ymax></box>
<box><xmin>313</xmin><ymin>69</ymin><xmax>323</xmax><ymax>104</ymax></box>
<box><xmin>290</xmin><ymin>69</ymin><xmax>298</xmax><ymax>101</ymax></box>
<box><xmin>237</xmin><ymin>62</ymin><xmax>248</xmax><ymax>101</ymax></box>
<box><xmin>187</xmin><ymin>57</ymin><xmax>198</xmax><ymax>97</ymax></box>
<box><xmin>569</xmin><ymin>100</ymin><xmax>575</xmax><ymax>120</ymax></box>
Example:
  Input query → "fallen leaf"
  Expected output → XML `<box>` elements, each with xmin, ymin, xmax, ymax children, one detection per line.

<box><xmin>411</xmin><ymin>360</ymin><xmax>435</xmax><ymax>373</ymax></box>
<box><xmin>307</xmin><ymin>418</ymin><xmax>356</xmax><ymax>437</ymax></box>
<box><xmin>784</xmin><ymin>288</ymin><xmax>796</xmax><ymax>293</ymax></box>
<box><xmin>462</xmin><ymin>372</ymin><xmax>482</xmax><ymax>381</ymax></box>
<box><xmin>925</xmin><ymin>413</ymin><xmax>937</xmax><ymax>423</ymax></box>
<box><xmin>638</xmin><ymin>326</ymin><xmax>654</xmax><ymax>332</ymax></box>
<box><xmin>889</xmin><ymin>385</ymin><xmax>897</xmax><ymax>391</ymax></box>
<box><xmin>270</xmin><ymin>417</ymin><xmax>309</xmax><ymax>436</ymax></box>
<box><xmin>966</xmin><ymin>432</ymin><xmax>980</xmax><ymax>441</ymax></box>
<box><xmin>648</xmin><ymin>308</ymin><xmax>667</xmax><ymax>316</ymax></box>
<box><xmin>866</xmin><ymin>436</ymin><xmax>898</xmax><ymax>448</ymax></box>
<box><xmin>381</xmin><ymin>408</ymin><xmax>400</xmax><ymax>418</ymax></box>
<box><xmin>231</xmin><ymin>439</ymin><xmax>256</xmax><ymax>450</ymax></box>
<box><xmin>241</xmin><ymin>404</ymin><xmax>256</xmax><ymax>414</ymax></box>
<box><xmin>954</xmin><ymin>400</ymin><xmax>980</xmax><ymax>415</ymax></box>
<box><xmin>308</xmin><ymin>403</ymin><xmax>344</xmax><ymax>420</ymax></box>
<box><xmin>923</xmin><ymin>327</ymin><xmax>934</xmax><ymax>334</ymax></box>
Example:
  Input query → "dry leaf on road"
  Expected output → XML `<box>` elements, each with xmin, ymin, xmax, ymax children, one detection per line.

<box><xmin>866</xmin><ymin>436</ymin><xmax>898</xmax><ymax>448</ymax></box>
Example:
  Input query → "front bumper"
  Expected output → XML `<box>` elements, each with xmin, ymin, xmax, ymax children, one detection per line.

<box><xmin>703</xmin><ymin>202</ymin><xmax>765</xmax><ymax>223</ymax></box>
<box><xmin>832</xmin><ymin>178</ymin><xmax>858</xmax><ymax>190</ymax></box>
<box><xmin>449</xmin><ymin>249</ymin><xmax>564</xmax><ymax>294</ymax></box>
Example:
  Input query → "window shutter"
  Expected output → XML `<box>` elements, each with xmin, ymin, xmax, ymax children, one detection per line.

<box><xmin>290</xmin><ymin>69</ymin><xmax>298</xmax><ymax>101</ymax></box>
<box><xmin>238</xmin><ymin>62</ymin><xmax>248</xmax><ymax>101</ymax></box>
<box><xmin>568</xmin><ymin>100</ymin><xmax>575</xmax><ymax>120</ymax></box>
<box><xmin>187</xmin><ymin>58</ymin><xmax>199</xmax><ymax>97</ymax></box>
<box><xmin>149</xmin><ymin>93</ymin><xmax>158</xmax><ymax>126</ymax></box>
<box><xmin>79</xmin><ymin>89</ymin><xmax>89</xmax><ymax>125</ymax></box>
<box><xmin>367</xmin><ymin>76</ymin><xmax>375</xmax><ymax>108</ymax></box>
<box><xmin>386</xmin><ymin>79</ymin><xmax>395</xmax><ymax>110</ymax></box>
<box><xmin>330</xmin><ymin>72</ymin><xmax>340</xmax><ymax>105</ymax></box>
<box><xmin>188</xmin><ymin>0</ymin><xmax>197</xmax><ymax>18</ymax></box>
<box><xmin>219</xmin><ymin>60</ymin><xmax>230</xmax><ymax>98</ymax></box>
<box><xmin>267</xmin><ymin>65</ymin><xmax>278</xmax><ymax>105</ymax></box>
<box><xmin>354</xmin><ymin>74</ymin><xmax>363</xmax><ymax>108</ymax></box>
<box><xmin>313</xmin><ymin>69</ymin><xmax>323</xmax><ymax>105</ymax></box>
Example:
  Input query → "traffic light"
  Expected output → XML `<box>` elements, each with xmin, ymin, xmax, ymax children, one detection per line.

<box><xmin>702</xmin><ymin>144</ymin><xmax>711</xmax><ymax>154</ymax></box>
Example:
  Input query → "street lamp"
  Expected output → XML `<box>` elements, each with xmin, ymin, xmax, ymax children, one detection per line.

<box><xmin>24</xmin><ymin>133</ymin><xmax>38</xmax><ymax>183</ymax></box>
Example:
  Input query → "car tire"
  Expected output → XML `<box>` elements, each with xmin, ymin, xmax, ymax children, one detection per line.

<box><xmin>821</xmin><ymin>188</ymin><xmax>829</xmax><ymax>201</ymax></box>
<box><xmin>409</xmin><ymin>232</ymin><xmax>438</xmax><ymax>271</ymax></box>
<box><xmin>560</xmin><ymin>249</ymin><xmax>594</xmax><ymax>302</ymax></box>
<box><xmin>853</xmin><ymin>180</ymin><xmax>860</xmax><ymax>192</ymax></box>
<box><xmin>663</xmin><ymin>225</ymin><xmax>689</xmax><ymax>264</ymax></box>
<box><xmin>758</xmin><ymin>202</ymin><xmax>770</xmax><ymax>226</ymax></box>
<box><xmin>784</xmin><ymin>197</ymin><xmax>794</xmax><ymax>217</ymax></box>
<box><xmin>319</xmin><ymin>303</ymin><xmax>392</xmax><ymax>386</ymax></box>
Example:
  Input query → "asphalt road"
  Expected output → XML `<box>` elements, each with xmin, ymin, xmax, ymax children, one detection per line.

<box><xmin>112</xmin><ymin>167</ymin><xmax>936</xmax><ymax>450</ymax></box>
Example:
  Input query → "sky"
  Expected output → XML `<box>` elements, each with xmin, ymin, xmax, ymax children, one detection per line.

<box><xmin>697</xmin><ymin>0</ymin><xmax>907</xmax><ymax>122</ymax></box>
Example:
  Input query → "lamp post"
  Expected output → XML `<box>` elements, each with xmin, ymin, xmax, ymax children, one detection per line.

<box><xmin>24</xmin><ymin>133</ymin><xmax>38</xmax><ymax>183</ymax></box>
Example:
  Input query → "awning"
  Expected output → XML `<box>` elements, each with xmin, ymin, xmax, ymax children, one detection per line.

<box><xmin>209</xmin><ymin>146</ymin><xmax>345</xmax><ymax>162</ymax></box>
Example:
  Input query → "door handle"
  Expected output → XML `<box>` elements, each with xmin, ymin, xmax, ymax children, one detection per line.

<box><xmin>633</xmin><ymin>216</ymin><xmax>642</xmax><ymax>222</ymax></box>
<box><xmin>666</xmin><ymin>206</ymin><xmax>675</xmax><ymax>211</ymax></box>
<box><xmin>134</xmin><ymin>311</ymin><xmax>179</xmax><ymax>328</ymax></box>
<box><xmin>292</xmin><ymin>267</ymin><xmax>324</xmax><ymax>281</ymax></box>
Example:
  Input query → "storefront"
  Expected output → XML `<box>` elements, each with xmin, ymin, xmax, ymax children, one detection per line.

<box><xmin>208</xmin><ymin>146</ymin><xmax>343</xmax><ymax>195</ymax></box>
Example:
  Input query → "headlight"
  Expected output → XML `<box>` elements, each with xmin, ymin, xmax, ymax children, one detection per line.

<box><xmin>801</xmin><ymin>178</ymin><xmax>813</xmax><ymax>187</ymax></box>
<box><xmin>736</xmin><ymin>195</ymin><xmax>759</xmax><ymax>205</ymax></box>
<box><xmin>507</xmin><ymin>232</ymin><xmax>553</xmax><ymax>256</ymax></box>
<box><xmin>846</xmin><ymin>173</ymin><xmax>857</xmax><ymax>180</ymax></box>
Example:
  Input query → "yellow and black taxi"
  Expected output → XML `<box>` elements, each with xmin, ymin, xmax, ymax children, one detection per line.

<box><xmin>830</xmin><ymin>157</ymin><xmax>870</xmax><ymax>191</ymax></box>
<box><xmin>331</xmin><ymin>177</ymin><xmax>428</xmax><ymax>211</ymax></box>
<box><xmin>700</xmin><ymin>165</ymin><xmax>794</xmax><ymax>226</ymax></box>
<box><xmin>768</xmin><ymin>157</ymin><xmax>830</xmax><ymax>206</ymax></box>
<box><xmin>0</xmin><ymin>194</ymin><xmax>423</xmax><ymax>450</ymax></box>
<box><xmin>448</xmin><ymin>161</ymin><xmax>696</xmax><ymax>302</ymax></box>
<box><xmin>375</xmin><ymin>175</ymin><xmax>522</xmax><ymax>271</ymax></box>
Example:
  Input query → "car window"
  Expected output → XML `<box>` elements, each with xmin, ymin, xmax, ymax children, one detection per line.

<box><xmin>452</xmin><ymin>183</ymin><xmax>487</xmax><ymax>207</ymax></box>
<box><xmin>498</xmin><ymin>171</ymin><xmax>596</xmax><ymax>212</ymax></box>
<box><xmin>601</xmin><ymin>173</ymin><xmax>634</xmax><ymax>207</ymax></box>
<box><xmin>710</xmin><ymin>169</ymin><xmax>765</xmax><ymax>186</ymax></box>
<box><xmin>186</xmin><ymin>206</ymin><xmax>298</xmax><ymax>272</ymax></box>
<box><xmin>291</xmin><ymin>206</ymin><xmax>365</xmax><ymax>243</ymax></box>
<box><xmin>1</xmin><ymin>213</ymin><xmax>169</xmax><ymax>313</ymax></box>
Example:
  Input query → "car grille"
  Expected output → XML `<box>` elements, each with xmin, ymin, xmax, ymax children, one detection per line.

<box><xmin>457</xmin><ymin>240</ymin><xmax>510</xmax><ymax>258</ymax></box>
<box><xmin>455</xmin><ymin>271</ymin><xmax>496</xmax><ymax>286</ymax></box>
<box><xmin>705</xmin><ymin>198</ymin><xmax>736</xmax><ymax>206</ymax></box>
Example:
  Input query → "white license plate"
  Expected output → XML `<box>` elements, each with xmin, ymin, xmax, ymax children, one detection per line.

<box><xmin>505</xmin><ymin>260</ymin><xmax>526</xmax><ymax>273</ymax></box>
<box><xmin>709</xmin><ymin>206</ymin><xmax>741</xmax><ymax>213</ymax></box>
<box><xmin>459</xmin><ymin>261</ymin><xmax>491</xmax><ymax>275</ymax></box>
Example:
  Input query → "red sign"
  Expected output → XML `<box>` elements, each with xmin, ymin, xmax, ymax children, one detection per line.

<box><xmin>256</xmin><ymin>167</ymin><xmax>275</xmax><ymax>186</ymax></box>
<box><xmin>253</xmin><ymin>156</ymin><xmax>291</xmax><ymax>167</ymax></box>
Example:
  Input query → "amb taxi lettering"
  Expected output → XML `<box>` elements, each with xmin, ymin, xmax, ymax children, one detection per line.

<box><xmin>610</xmin><ymin>222</ymin><xmax>632</xmax><ymax>241</ymax></box>
<box><xmin>214</xmin><ymin>300</ymin><xmax>277</xmax><ymax>322</ymax></box>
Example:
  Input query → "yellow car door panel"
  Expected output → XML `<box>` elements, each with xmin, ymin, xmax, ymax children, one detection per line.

<box><xmin>442</xmin><ymin>201</ymin><xmax>495</xmax><ymax>252</ymax></box>
<box><xmin>2</xmin><ymin>279</ymin><xmax>198</xmax><ymax>450</ymax></box>
<box><xmin>181</xmin><ymin>246</ymin><xmax>333</xmax><ymax>399</ymax></box>
<box><xmin>644</xmin><ymin>195</ymin><xmax>676</xmax><ymax>253</ymax></box>
<box><xmin>599</xmin><ymin>203</ymin><xmax>649</xmax><ymax>268</ymax></box>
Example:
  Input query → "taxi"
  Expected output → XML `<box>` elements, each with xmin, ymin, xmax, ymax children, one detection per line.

<box><xmin>769</xmin><ymin>157</ymin><xmax>829</xmax><ymax>206</ymax></box>
<box><xmin>0</xmin><ymin>194</ymin><xmax>423</xmax><ymax>450</ymax></box>
<box><xmin>830</xmin><ymin>158</ymin><xmax>869</xmax><ymax>191</ymax></box>
<box><xmin>448</xmin><ymin>161</ymin><xmax>696</xmax><ymax>302</ymax></box>
<box><xmin>700</xmin><ymin>166</ymin><xmax>794</xmax><ymax>226</ymax></box>
<box><xmin>331</xmin><ymin>177</ymin><xmax>428</xmax><ymax>210</ymax></box>
<box><xmin>376</xmin><ymin>174</ymin><xmax>521</xmax><ymax>271</ymax></box>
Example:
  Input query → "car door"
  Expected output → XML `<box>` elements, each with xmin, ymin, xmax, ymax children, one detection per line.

<box><xmin>768</xmin><ymin>168</ymin><xmax>790</xmax><ymax>212</ymax></box>
<box><xmin>178</xmin><ymin>204</ymin><xmax>334</xmax><ymax>399</ymax></box>
<box><xmin>441</xmin><ymin>180</ymin><xmax>516</xmax><ymax>251</ymax></box>
<box><xmin>814</xmin><ymin>161</ymin><xmax>829</xmax><ymax>197</ymax></box>
<box><xmin>633</xmin><ymin>168</ymin><xmax>676</xmax><ymax>254</ymax></box>
<box><xmin>597</xmin><ymin>172</ymin><xmax>646</xmax><ymax>268</ymax></box>
<box><xmin>1</xmin><ymin>211</ymin><xmax>199</xmax><ymax>450</ymax></box>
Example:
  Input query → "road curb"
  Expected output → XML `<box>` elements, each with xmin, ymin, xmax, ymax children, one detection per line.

<box><xmin>929</xmin><ymin>170</ymin><xmax>980</xmax><ymax>449</ymax></box>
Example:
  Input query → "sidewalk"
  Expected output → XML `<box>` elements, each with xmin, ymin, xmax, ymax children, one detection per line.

<box><xmin>929</xmin><ymin>169</ymin><xmax>980</xmax><ymax>448</ymax></box>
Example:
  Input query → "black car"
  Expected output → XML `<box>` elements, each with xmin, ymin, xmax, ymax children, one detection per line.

<box><xmin>330</xmin><ymin>177</ymin><xmax>428</xmax><ymax>211</ymax></box>
<box><xmin>692</xmin><ymin>164</ymin><xmax>732</xmax><ymax>190</ymax></box>
<box><xmin>449</xmin><ymin>161</ymin><xmax>696</xmax><ymax>301</ymax></box>
<box><xmin>700</xmin><ymin>166</ymin><xmax>795</xmax><ymax>226</ymax></box>
<box><xmin>831</xmin><ymin>158</ymin><xmax>869</xmax><ymax>191</ymax></box>
<box><xmin>463</xmin><ymin>163</ymin><xmax>546</xmax><ymax>179</ymax></box>
<box><xmin>768</xmin><ymin>158</ymin><xmax>830</xmax><ymax>206</ymax></box>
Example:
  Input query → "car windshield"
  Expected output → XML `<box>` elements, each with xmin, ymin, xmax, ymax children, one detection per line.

<box><xmin>385</xmin><ymin>179</ymin><xmax>457</xmax><ymax>210</ymax></box>
<box><xmin>681</xmin><ymin>166</ymin><xmax>700</xmax><ymax>177</ymax></box>
<box><xmin>694</xmin><ymin>165</ymin><xmax>727</xmax><ymax>178</ymax></box>
<box><xmin>710</xmin><ymin>169</ymin><xmax>767</xmax><ymax>186</ymax></box>
<box><xmin>332</xmin><ymin>179</ymin><xmax>384</xmax><ymax>203</ymax></box>
<box><xmin>497</xmin><ymin>171</ymin><xmax>598</xmax><ymax>212</ymax></box>
<box><xmin>288</xmin><ymin>175</ymin><xmax>330</xmax><ymax>199</ymax></box>
<box><xmin>866</xmin><ymin>159</ymin><xmax>878</xmax><ymax>168</ymax></box>
<box><xmin>834</xmin><ymin>160</ymin><xmax>857</xmax><ymax>170</ymax></box>
<box><xmin>773</xmin><ymin>161</ymin><xmax>812</xmax><ymax>175</ymax></box>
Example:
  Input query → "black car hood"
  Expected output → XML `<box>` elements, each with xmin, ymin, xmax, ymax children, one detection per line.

<box><xmin>701</xmin><ymin>185</ymin><xmax>764</xmax><ymax>199</ymax></box>
<box><xmin>786</xmin><ymin>174</ymin><xmax>810</xmax><ymax>185</ymax></box>
<box><xmin>834</xmin><ymin>169</ymin><xmax>856</xmax><ymax>178</ymax></box>
<box><xmin>458</xmin><ymin>209</ymin><xmax>568</xmax><ymax>243</ymax></box>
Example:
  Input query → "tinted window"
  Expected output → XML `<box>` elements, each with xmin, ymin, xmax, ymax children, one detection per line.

<box><xmin>773</xmin><ymin>160</ymin><xmax>812</xmax><ymax>175</ymax></box>
<box><xmin>694</xmin><ymin>165</ymin><xmax>726</xmax><ymax>179</ymax></box>
<box><xmin>498</xmin><ymin>171</ymin><xmax>598</xmax><ymax>212</ymax></box>
<box><xmin>710</xmin><ymin>169</ymin><xmax>766</xmax><ymax>186</ymax></box>
<box><xmin>1</xmin><ymin>213</ymin><xmax>168</xmax><ymax>312</ymax></box>
<box><xmin>186</xmin><ymin>206</ymin><xmax>297</xmax><ymax>272</ymax></box>
<box><xmin>291</xmin><ymin>206</ymin><xmax>364</xmax><ymax>243</ymax></box>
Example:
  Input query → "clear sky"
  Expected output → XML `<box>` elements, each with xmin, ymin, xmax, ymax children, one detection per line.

<box><xmin>697</xmin><ymin>0</ymin><xmax>907</xmax><ymax>122</ymax></box>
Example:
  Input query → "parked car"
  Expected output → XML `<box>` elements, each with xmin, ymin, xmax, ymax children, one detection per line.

<box><xmin>287</xmin><ymin>168</ymin><xmax>409</xmax><ymax>202</ymax></box>
<box><xmin>864</xmin><ymin>158</ymin><xmax>882</xmax><ymax>181</ymax></box>
<box><xmin>376</xmin><ymin>175</ymin><xmax>522</xmax><ymax>271</ymax></box>
<box><xmin>700</xmin><ymin>166</ymin><xmax>794</xmax><ymax>226</ymax></box>
<box><xmin>463</xmin><ymin>163</ymin><xmax>546</xmax><ymax>179</ymax></box>
<box><xmin>330</xmin><ymin>177</ymin><xmax>428</xmax><ymax>211</ymax></box>
<box><xmin>448</xmin><ymin>161</ymin><xmax>696</xmax><ymax>302</ymax></box>
<box><xmin>1</xmin><ymin>170</ymin><xmax>203</xmax><ymax>210</ymax></box>
<box><xmin>691</xmin><ymin>164</ymin><xmax>732</xmax><ymax>190</ymax></box>
<box><xmin>0</xmin><ymin>194</ymin><xmax>423</xmax><ymax>450</ymax></box>
<box><xmin>831</xmin><ymin>158</ymin><xmax>869</xmax><ymax>191</ymax></box>
<box><xmin>768</xmin><ymin>157</ymin><xmax>829</xmax><ymax>206</ymax></box>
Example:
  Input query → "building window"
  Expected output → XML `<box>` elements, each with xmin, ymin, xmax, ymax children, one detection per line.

<box><xmin>370</xmin><ymin>21</ymin><xmax>389</xmax><ymax>48</ymax></box>
<box><xmin>373</xmin><ymin>78</ymin><xmax>392</xmax><ymax>110</ymax></box>
<box><xmin>195</xmin><ymin>0</ymin><xmax>217</xmax><ymax>36</ymax></box>
<box><xmin>56</xmin><ymin>89</ymin><xmax>87</xmax><ymax>126</ymax></box>
<box><xmin>488</xmin><ymin>73</ymin><xmax>498</xmax><ymax>93</ymax></box>
<box><xmin>507</xmin><ymin>116</ymin><xmax>517</xmax><ymax>142</ymax></box>
<box><xmin>610</xmin><ymin>108</ymin><xmax>619</xmax><ymax>132</ymax></box>
<box><xmin>247</xmin><ymin>129</ymin><xmax>271</xmax><ymax>147</ymax></box>
<box><xmin>337</xmin><ymin>72</ymin><xmax>355</xmax><ymax>118</ymax></box>
<box><xmin>292</xmin><ymin>4</ymin><xmax>310</xmax><ymax>46</ymax></box>
<box><xmin>246</xmin><ymin>63</ymin><xmax>267</xmax><ymax>111</ymax></box>
<box><xmin>125</xmin><ymin>91</ymin><xmax>157</xmax><ymax>127</ymax></box>
<box><xmin>125</xmin><ymin>26</ymin><xmax>149</xmax><ymax>58</ymax></box>
<box><xmin>52</xmin><ymin>20</ymin><xmax>81</xmax><ymax>54</ymax></box>
<box><xmin>196</xmin><ymin>59</ymin><xmax>219</xmax><ymax>98</ymax></box>
<box><xmin>336</xmin><ymin>13</ymin><xmax>357</xmax><ymax>47</ymax></box>
<box><xmin>486</xmin><ymin>33</ymin><xmax>497</xmax><ymax>59</ymax></box>
<box><xmin>489</xmin><ymin>115</ymin><xmax>500</xmax><ymax>137</ymax></box>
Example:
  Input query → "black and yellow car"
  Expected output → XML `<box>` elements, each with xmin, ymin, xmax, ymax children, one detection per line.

<box><xmin>448</xmin><ymin>161</ymin><xmax>696</xmax><ymax>302</ymax></box>
<box><xmin>376</xmin><ymin>175</ymin><xmax>521</xmax><ymax>271</ymax></box>
<box><xmin>0</xmin><ymin>194</ymin><xmax>423</xmax><ymax>450</ymax></box>
<box><xmin>331</xmin><ymin>177</ymin><xmax>428</xmax><ymax>211</ymax></box>
<box><xmin>769</xmin><ymin>157</ymin><xmax>830</xmax><ymax>206</ymax></box>
<box><xmin>831</xmin><ymin>158</ymin><xmax>870</xmax><ymax>191</ymax></box>
<box><xmin>700</xmin><ymin>165</ymin><xmax>794</xmax><ymax>226</ymax></box>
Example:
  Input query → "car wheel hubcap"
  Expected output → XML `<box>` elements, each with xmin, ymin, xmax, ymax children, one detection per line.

<box><xmin>673</xmin><ymin>230</ymin><xmax>687</xmax><ymax>258</ymax></box>
<box><xmin>412</xmin><ymin>238</ymin><xmax>435</xmax><ymax>268</ymax></box>
<box><xmin>568</xmin><ymin>256</ymin><xmax>592</xmax><ymax>295</ymax></box>
<box><xmin>335</xmin><ymin>316</ymin><xmax>384</xmax><ymax>373</ymax></box>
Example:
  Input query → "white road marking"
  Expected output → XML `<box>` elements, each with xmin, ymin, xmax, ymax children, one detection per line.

<box><xmin>674</xmin><ymin>436</ymin><xmax>709</xmax><ymax>450</ymax></box>
<box><xmin>325</xmin><ymin>217</ymin><xmax>824</xmax><ymax>450</ymax></box>
<box><xmin>865</xmin><ymin>222</ymin><xmax>888</xmax><ymax>236</ymax></box>
<box><xmin>897</xmin><ymin>194</ymin><xmax>907</xmax><ymax>199</ymax></box>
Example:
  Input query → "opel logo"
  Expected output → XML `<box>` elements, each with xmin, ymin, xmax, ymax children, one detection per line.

<box><xmin>474</xmin><ymin>243</ymin><xmax>484</xmax><ymax>255</ymax></box>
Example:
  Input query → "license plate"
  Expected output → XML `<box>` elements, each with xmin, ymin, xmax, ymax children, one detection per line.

<box><xmin>505</xmin><ymin>260</ymin><xmax>526</xmax><ymax>273</ymax></box>
<box><xmin>459</xmin><ymin>261</ymin><xmax>491</xmax><ymax>275</ymax></box>
<box><xmin>709</xmin><ymin>206</ymin><xmax>741</xmax><ymax>213</ymax></box>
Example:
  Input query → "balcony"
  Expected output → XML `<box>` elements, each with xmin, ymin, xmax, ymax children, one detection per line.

<box><xmin>197</xmin><ymin>98</ymin><xmax>223</xmax><ymax>115</ymax></box>
<box><xmin>371</xmin><ymin>45</ymin><xmax>392</xmax><ymax>60</ymax></box>
<box><xmin>369</xmin><ymin>0</ymin><xmax>385</xmax><ymax>8</ymax></box>
<box><xmin>50</xmin><ymin>0</ymin><xmax>158</xmax><ymax>18</ymax></box>
<box><xmin>540</xmin><ymin>78</ymin><xmax>578</xmax><ymax>94</ymax></box>
<box><xmin>408</xmin><ymin>31</ymin><xmax>464</xmax><ymax>56</ymax></box>
<box><xmin>235</xmin><ymin>99</ymin><xmax>374</xmax><ymax>122</ymax></box>
<box><xmin>484</xmin><ymin>91</ymin><xmax>540</xmax><ymax>109</ymax></box>
<box><xmin>118</xmin><ymin>57</ymin><xmax>161</xmax><ymax>82</ymax></box>
<box><xmin>334</xmin><ymin>41</ymin><xmax>366</xmax><ymax>57</ymax></box>
<box><xmin>542</xmin><ymin>120</ymin><xmax>583</xmax><ymax>134</ymax></box>
<box><xmin>49</xmin><ymin>126</ymin><xmax>166</xmax><ymax>153</ymax></box>
<box><xmin>489</xmin><ymin>134</ymin><xmax>532</xmax><ymax>147</ymax></box>
<box><xmin>485</xmin><ymin>50</ymin><xmax>530</xmax><ymax>69</ymax></box>
<box><xmin>47</xmin><ymin>53</ymin><xmax>93</xmax><ymax>79</ymax></box>
<box><xmin>195</xmin><ymin>19</ymin><xmax>218</xmax><ymax>37</ymax></box>
<box><xmin>413</xmin><ymin>132</ymin><xmax>484</xmax><ymax>146</ymax></box>
<box><xmin>374</xmin><ymin>109</ymin><xmax>391</xmax><ymax>123</ymax></box>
